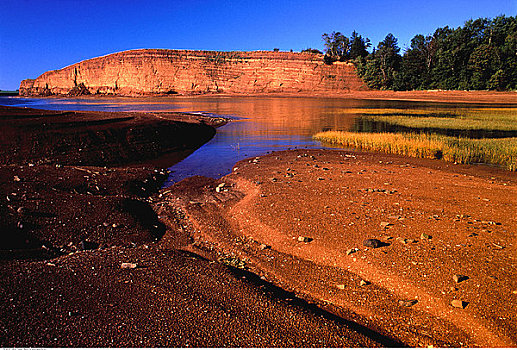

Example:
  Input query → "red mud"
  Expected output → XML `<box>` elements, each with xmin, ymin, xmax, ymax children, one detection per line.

<box><xmin>159</xmin><ymin>149</ymin><xmax>516</xmax><ymax>347</ymax></box>
<box><xmin>1</xmin><ymin>95</ymin><xmax>516</xmax><ymax>347</ymax></box>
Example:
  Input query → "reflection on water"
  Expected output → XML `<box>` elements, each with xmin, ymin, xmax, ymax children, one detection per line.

<box><xmin>352</xmin><ymin>118</ymin><xmax>517</xmax><ymax>139</ymax></box>
<box><xmin>1</xmin><ymin>96</ymin><xmax>514</xmax><ymax>185</ymax></box>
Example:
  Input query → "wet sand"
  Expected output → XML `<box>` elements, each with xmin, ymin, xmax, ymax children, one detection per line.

<box><xmin>159</xmin><ymin>149</ymin><xmax>516</xmax><ymax>347</ymax></box>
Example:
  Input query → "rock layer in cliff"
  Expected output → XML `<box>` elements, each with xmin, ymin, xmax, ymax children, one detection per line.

<box><xmin>20</xmin><ymin>49</ymin><xmax>368</xmax><ymax>96</ymax></box>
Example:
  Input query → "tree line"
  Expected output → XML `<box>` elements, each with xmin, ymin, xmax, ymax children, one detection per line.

<box><xmin>319</xmin><ymin>15</ymin><xmax>517</xmax><ymax>91</ymax></box>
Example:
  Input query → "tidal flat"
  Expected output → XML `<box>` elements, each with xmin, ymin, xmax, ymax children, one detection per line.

<box><xmin>1</xmin><ymin>92</ymin><xmax>516</xmax><ymax>347</ymax></box>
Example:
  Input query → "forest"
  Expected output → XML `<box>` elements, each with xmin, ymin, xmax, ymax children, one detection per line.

<box><xmin>319</xmin><ymin>15</ymin><xmax>517</xmax><ymax>91</ymax></box>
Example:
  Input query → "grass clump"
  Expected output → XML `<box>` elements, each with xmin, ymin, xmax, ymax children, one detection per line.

<box><xmin>314</xmin><ymin>131</ymin><xmax>517</xmax><ymax>171</ymax></box>
<box><xmin>356</xmin><ymin>108</ymin><xmax>517</xmax><ymax>132</ymax></box>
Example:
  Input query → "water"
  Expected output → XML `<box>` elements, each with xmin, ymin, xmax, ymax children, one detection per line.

<box><xmin>1</xmin><ymin>95</ymin><xmax>512</xmax><ymax>185</ymax></box>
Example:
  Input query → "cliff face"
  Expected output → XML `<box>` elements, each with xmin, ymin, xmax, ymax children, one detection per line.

<box><xmin>20</xmin><ymin>49</ymin><xmax>368</xmax><ymax>96</ymax></box>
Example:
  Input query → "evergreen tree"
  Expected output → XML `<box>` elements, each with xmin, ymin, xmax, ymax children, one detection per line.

<box><xmin>350</xmin><ymin>15</ymin><xmax>517</xmax><ymax>91</ymax></box>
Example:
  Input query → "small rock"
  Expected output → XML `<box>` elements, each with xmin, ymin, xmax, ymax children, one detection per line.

<box><xmin>298</xmin><ymin>236</ymin><xmax>313</xmax><ymax>243</ymax></box>
<box><xmin>359</xmin><ymin>280</ymin><xmax>370</xmax><ymax>286</ymax></box>
<box><xmin>453</xmin><ymin>274</ymin><xmax>469</xmax><ymax>283</ymax></box>
<box><xmin>420</xmin><ymin>233</ymin><xmax>432</xmax><ymax>240</ymax></box>
<box><xmin>346</xmin><ymin>248</ymin><xmax>359</xmax><ymax>255</ymax></box>
<box><xmin>336</xmin><ymin>284</ymin><xmax>345</xmax><ymax>290</ymax></box>
<box><xmin>380</xmin><ymin>222</ymin><xmax>391</xmax><ymax>229</ymax></box>
<box><xmin>13</xmin><ymin>175</ymin><xmax>21</xmax><ymax>182</ymax></box>
<box><xmin>363</xmin><ymin>239</ymin><xmax>383</xmax><ymax>248</ymax></box>
<box><xmin>451</xmin><ymin>300</ymin><xmax>468</xmax><ymax>309</ymax></box>
<box><xmin>317</xmin><ymin>177</ymin><xmax>324</xmax><ymax>180</ymax></box>
<box><xmin>17</xmin><ymin>207</ymin><xmax>26</xmax><ymax>214</ymax></box>
<box><xmin>259</xmin><ymin>243</ymin><xmax>270</xmax><ymax>250</ymax></box>
<box><xmin>121</xmin><ymin>263</ymin><xmax>137</xmax><ymax>269</ymax></box>
<box><xmin>399</xmin><ymin>299</ymin><xmax>418</xmax><ymax>307</ymax></box>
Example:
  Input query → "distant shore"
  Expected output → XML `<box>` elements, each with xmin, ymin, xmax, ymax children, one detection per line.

<box><xmin>12</xmin><ymin>89</ymin><xmax>517</xmax><ymax>105</ymax></box>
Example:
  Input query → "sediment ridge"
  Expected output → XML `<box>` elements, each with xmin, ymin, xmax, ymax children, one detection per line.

<box><xmin>19</xmin><ymin>49</ymin><xmax>368</xmax><ymax>96</ymax></box>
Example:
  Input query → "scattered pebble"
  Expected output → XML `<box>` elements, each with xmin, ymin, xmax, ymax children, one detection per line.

<box><xmin>399</xmin><ymin>299</ymin><xmax>418</xmax><ymax>307</ymax></box>
<box><xmin>363</xmin><ymin>239</ymin><xmax>383</xmax><ymax>248</ymax></box>
<box><xmin>346</xmin><ymin>248</ymin><xmax>359</xmax><ymax>255</ymax></box>
<box><xmin>451</xmin><ymin>300</ymin><xmax>468</xmax><ymax>309</ymax></box>
<box><xmin>453</xmin><ymin>274</ymin><xmax>469</xmax><ymax>283</ymax></box>
<box><xmin>121</xmin><ymin>263</ymin><xmax>137</xmax><ymax>269</ymax></box>
<box><xmin>215</xmin><ymin>183</ymin><xmax>227</xmax><ymax>193</ymax></box>
<box><xmin>380</xmin><ymin>222</ymin><xmax>391</xmax><ymax>229</ymax></box>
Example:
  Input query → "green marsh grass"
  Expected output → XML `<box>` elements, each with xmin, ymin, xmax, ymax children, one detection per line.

<box><xmin>314</xmin><ymin>131</ymin><xmax>517</xmax><ymax>171</ymax></box>
<box><xmin>353</xmin><ymin>107</ymin><xmax>517</xmax><ymax>130</ymax></box>
<box><xmin>315</xmin><ymin>107</ymin><xmax>517</xmax><ymax>170</ymax></box>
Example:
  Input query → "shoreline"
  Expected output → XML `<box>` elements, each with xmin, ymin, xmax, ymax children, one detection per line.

<box><xmin>11</xmin><ymin>89</ymin><xmax>517</xmax><ymax>105</ymax></box>
<box><xmin>1</xmin><ymin>104</ymin><xmax>516</xmax><ymax>347</ymax></box>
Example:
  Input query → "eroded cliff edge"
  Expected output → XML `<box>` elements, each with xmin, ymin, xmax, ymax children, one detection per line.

<box><xmin>20</xmin><ymin>49</ymin><xmax>368</xmax><ymax>96</ymax></box>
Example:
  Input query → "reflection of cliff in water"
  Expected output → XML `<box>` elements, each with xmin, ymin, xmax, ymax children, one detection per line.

<box><xmin>3</xmin><ymin>96</ymin><xmax>515</xmax><ymax>184</ymax></box>
<box><xmin>352</xmin><ymin>118</ymin><xmax>517</xmax><ymax>139</ymax></box>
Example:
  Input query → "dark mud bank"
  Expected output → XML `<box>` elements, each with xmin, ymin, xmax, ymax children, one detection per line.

<box><xmin>0</xmin><ymin>106</ymin><xmax>223</xmax><ymax>259</ymax></box>
<box><xmin>0</xmin><ymin>106</ymin><xmax>222</xmax><ymax>166</ymax></box>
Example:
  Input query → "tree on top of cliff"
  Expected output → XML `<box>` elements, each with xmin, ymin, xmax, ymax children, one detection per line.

<box><xmin>349</xmin><ymin>31</ymin><xmax>371</xmax><ymax>59</ymax></box>
<box><xmin>322</xmin><ymin>31</ymin><xmax>371</xmax><ymax>62</ymax></box>
<box><xmin>322</xmin><ymin>31</ymin><xmax>349</xmax><ymax>61</ymax></box>
<box><xmin>301</xmin><ymin>48</ymin><xmax>323</xmax><ymax>55</ymax></box>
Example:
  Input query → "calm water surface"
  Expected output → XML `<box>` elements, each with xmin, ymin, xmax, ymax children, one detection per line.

<box><xmin>0</xmin><ymin>96</ymin><xmax>506</xmax><ymax>185</ymax></box>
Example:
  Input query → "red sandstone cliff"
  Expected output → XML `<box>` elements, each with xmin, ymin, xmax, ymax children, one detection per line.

<box><xmin>19</xmin><ymin>49</ymin><xmax>368</xmax><ymax>96</ymax></box>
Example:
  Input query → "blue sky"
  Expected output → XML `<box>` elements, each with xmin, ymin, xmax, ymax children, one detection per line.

<box><xmin>0</xmin><ymin>0</ymin><xmax>515</xmax><ymax>90</ymax></box>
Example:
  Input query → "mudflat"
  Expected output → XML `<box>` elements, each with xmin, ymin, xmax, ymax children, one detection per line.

<box><xmin>1</xmin><ymin>97</ymin><xmax>516</xmax><ymax>347</ymax></box>
<box><xmin>158</xmin><ymin>149</ymin><xmax>516</xmax><ymax>347</ymax></box>
<box><xmin>0</xmin><ymin>106</ymin><xmax>387</xmax><ymax>347</ymax></box>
